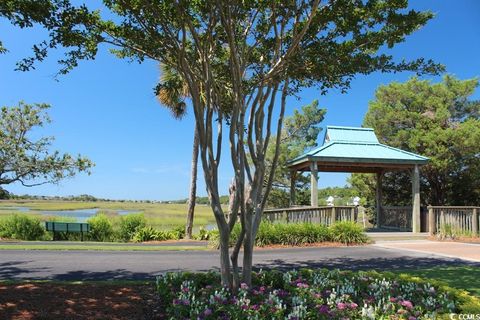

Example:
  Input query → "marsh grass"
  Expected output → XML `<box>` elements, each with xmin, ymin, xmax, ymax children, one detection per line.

<box><xmin>0</xmin><ymin>200</ymin><xmax>218</xmax><ymax>229</ymax></box>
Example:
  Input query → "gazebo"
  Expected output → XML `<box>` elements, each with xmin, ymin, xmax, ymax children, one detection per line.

<box><xmin>287</xmin><ymin>126</ymin><xmax>429</xmax><ymax>232</ymax></box>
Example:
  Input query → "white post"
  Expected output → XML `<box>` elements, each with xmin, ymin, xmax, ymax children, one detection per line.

<box><xmin>290</xmin><ymin>171</ymin><xmax>296</xmax><ymax>207</ymax></box>
<box><xmin>310</xmin><ymin>162</ymin><xmax>318</xmax><ymax>207</ymax></box>
<box><xmin>412</xmin><ymin>165</ymin><xmax>421</xmax><ymax>233</ymax></box>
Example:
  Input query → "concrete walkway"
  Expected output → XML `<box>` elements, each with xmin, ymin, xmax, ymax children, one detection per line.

<box><xmin>373</xmin><ymin>240</ymin><xmax>480</xmax><ymax>262</ymax></box>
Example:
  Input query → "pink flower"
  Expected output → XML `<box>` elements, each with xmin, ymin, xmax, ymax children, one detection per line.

<box><xmin>240</xmin><ymin>283</ymin><xmax>249</xmax><ymax>290</ymax></box>
<box><xmin>349</xmin><ymin>302</ymin><xmax>358</xmax><ymax>309</ymax></box>
<box><xmin>296</xmin><ymin>282</ymin><xmax>309</xmax><ymax>288</ymax></box>
<box><xmin>389</xmin><ymin>297</ymin><xmax>397</xmax><ymax>302</ymax></box>
<box><xmin>401</xmin><ymin>300</ymin><xmax>414</xmax><ymax>309</ymax></box>
<box><xmin>337</xmin><ymin>302</ymin><xmax>347</xmax><ymax>310</ymax></box>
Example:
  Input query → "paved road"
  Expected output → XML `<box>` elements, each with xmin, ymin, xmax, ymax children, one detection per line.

<box><xmin>1</xmin><ymin>245</ymin><xmax>478</xmax><ymax>281</ymax></box>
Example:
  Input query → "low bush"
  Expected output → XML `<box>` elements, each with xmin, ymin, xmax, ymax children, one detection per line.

<box><xmin>156</xmin><ymin>269</ymin><xmax>478</xmax><ymax>319</ymax></box>
<box><xmin>193</xmin><ymin>227</ymin><xmax>216</xmax><ymax>241</ymax></box>
<box><xmin>87</xmin><ymin>213</ymin><xmax>114</xmax><ymax>242</ymax></box>
<box><xmin>119</xmin><ymin>213</ymin><xmax>146</xmax><ymax>241</ymax></box>
<box><xmin>209</xmin><ymin>222</ymin><xmax>368</xmax><ymax>248</ymax></box>
<box><xmin>0</xmin><ymin>214</ymin><xmax>45</xmax><ymax>240</ymax></box>
<box><xmin>330</xmin><ymin>221</ymin><xmax>369</xmax><ymax>244</ymax></box>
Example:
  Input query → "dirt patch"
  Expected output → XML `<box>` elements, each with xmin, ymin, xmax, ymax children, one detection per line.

<box><xmin>255</xmin><ymin>241</ymin><xmax>368</xmax><ymax>250</ymax></box>
<box><xmin>428</xmin><ymin>236</ymin><xmax>480</xmax><ymax>244</ymax></box>
<box><xmin>0</xmin><ymin>282</ymin><xmax>160</xmax><ymax>320</ymax></box>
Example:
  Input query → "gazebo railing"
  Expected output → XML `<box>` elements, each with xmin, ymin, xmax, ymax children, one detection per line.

<box><xmin>263</xmin><ymin>206</ymin><xmax>356</xmax><ymax>225</ymax></box>
<box><xmin>428</xmin><ymin>206</ymin><xmax>479</xmax><ymax>236</ymax></box>
<box><xmin>380</xmin><ymin>206</ymin><xmax>412</xmax><ymax>231</ymax></box>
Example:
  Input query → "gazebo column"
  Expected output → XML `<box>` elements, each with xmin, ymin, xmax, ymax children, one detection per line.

<box><xmin>412</xmin><ymin>164</ymin><xmax>421</xmax><ymax>233</ymax></box>
<box><xmin>376</xmin><ymin>171</ymin><xmax>383</xmax><ymax>228</ymax></box>
<box><xmin>310</xmin><ymin>162</ymin><xmax>318</xmax><ymax>207</ymax></box>
<box><xmin>290</xmin><ymin>171</ymin><xmax>297</xmax><ymax>207</ymax></box>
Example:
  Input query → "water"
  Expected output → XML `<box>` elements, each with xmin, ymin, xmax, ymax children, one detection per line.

<box><xmin>1</xmin><ymin>206</ymin><xmax>141</xmax><ymax>222</ymax></box>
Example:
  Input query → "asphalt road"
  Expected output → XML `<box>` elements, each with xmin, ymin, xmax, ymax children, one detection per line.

<box><xmin>1</xmin><ymin>245</ymin><xmax>478</xmax><ymax>281</ymax></box>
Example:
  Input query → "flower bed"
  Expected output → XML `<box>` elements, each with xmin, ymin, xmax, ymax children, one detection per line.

<box><xmin>156</xmin><ymin>269</ymin><xmax>480</xmax><ymax>319</ymax></box>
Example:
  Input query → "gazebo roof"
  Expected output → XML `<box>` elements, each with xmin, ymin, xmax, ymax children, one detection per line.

<box><xmin>288</xmin><ymin>126</ymin><xmax>429</xmax><ymax>173</ymax></box>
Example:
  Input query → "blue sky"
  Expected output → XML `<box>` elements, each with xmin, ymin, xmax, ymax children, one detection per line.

<box><xmin>1</xmin><ymin>1</ymin><xmax>479</xmax><ymax>201</ymax></box>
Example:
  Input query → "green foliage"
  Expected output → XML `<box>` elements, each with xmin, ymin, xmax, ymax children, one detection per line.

<box><xmin>211</xmin><ymin>222</ymin><xmax>368</xmax><ymax>248</ymax></box>
<box><xmin>0</xmin><ymin>214</ymin><xmax>45</xmax><ymax>240</ymax></box>
<box><xmin>193</xmin><ymin>227</ymin><xmax>216</xmax><ymax>241</ymax></box>
<box><xmin>119</xmin><ymin>213</ymin><xmax>146</xmax><ymax>241</ymax></box>
<box><xmin>330</xmin><ymin>221</ymin><xmax>370</xmax><ymax>244</ymax></box>
<box><xmin>352</xmin><ymin>76</ymin><xmax>480</xmax><ymax>206</ymax></box>
<box><xmin>87</xmin><ymin>213</ymin><xmax>113</xmax><ymax>242</ymax></box>
<box><xmin>0</xmin><ymin>102</ymin><xmax>93</xmax><ymax>189</ymax></box>
<box><xmin>132</xmin><ymin>226</ymin><xmax>164</xmax><ymax>242</ymax></box>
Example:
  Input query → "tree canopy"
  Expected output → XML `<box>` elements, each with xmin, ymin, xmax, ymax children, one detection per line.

<box><xmin>0</xmin><ymin>102</ymin><xmax>93</xmax><ymax>194</ymax></box>
<box><xmin>351</xmin><ymin>76</ymin><xmax>480</xmax><ymax>207</ymax></box>
<box><xmin>1</xmin><ymin>0</ymin><xmax>443</xmax><ymax>288</ymax></box>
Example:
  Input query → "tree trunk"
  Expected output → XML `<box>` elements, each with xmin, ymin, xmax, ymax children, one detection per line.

<box><xmin>185</xmin><ymin>124</ymin><xmax>199</xmax><ymax>239</ymax></box>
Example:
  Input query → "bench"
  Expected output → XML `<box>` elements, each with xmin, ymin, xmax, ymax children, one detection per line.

<box><xmin>45</xmin><ymin>222</ymin><xmax>90</xmax><ymax>241</ymax></box>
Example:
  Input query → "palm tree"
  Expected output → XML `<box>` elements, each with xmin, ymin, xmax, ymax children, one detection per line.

<box><xmin>155</xmin><ymin>63</ymin><xmax>199</xmax><ymax>239</ymax></box>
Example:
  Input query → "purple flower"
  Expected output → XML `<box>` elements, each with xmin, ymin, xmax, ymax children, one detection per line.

<box><xmin>182</xmin><ymin>287</ymin><xmax>189</xmax><ymax>293</ymax></box>
<box><xmin>318</xmin><ymin>305</ymin><xmax>330</xmax><ymax>314</ymax></box>
<box><xmin>250</xmin><ymin>304</ymin><xmax>260</xmax><ymax>311</ymax></box>
<box><xmin>173</xmin><ymin>298</ymin><xmax>181</xmax><ymax>305</ymax></box>
<box><xmin>408</xmin><ymin>317</ymin><xmax>417</xmax><ymax>320</ymax></box>
<box><xmin>337</xmin><ymin>302</ymin><xmax>347</xmax><ymax>310</ymax></box>
<box><xmin>259</xmin><ymin>286</ymin><xmax>266</xmax><ymax>293</ymax></box>
<box><xmin>240</xmin><ymin>283</ymin><xmax>249</xmax><ymax>290</ymax></box>
<box><xmin>204</xmin><ymin>308</ymin><xmax>213</xmax><ymax>316</ymax></box>
<box><xmin>401</xmin><ymin>300</ymin><xmax>414</xmax><ymax>309</ymax></box>
<box><xmin>296</xmin><ymin>282</ymin><xmax>309</xmax><ymax>288</ymax></box>
<box><xmin>182</xmin><ymin>299</ymin><xmax>190</xmax><ymax>306</ymax></box>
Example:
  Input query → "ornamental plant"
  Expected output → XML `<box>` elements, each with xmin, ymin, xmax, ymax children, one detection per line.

<box><xmin>155</xmin><ymin>269</ymin><xmax>473</xmax><ymax>320</ymax></box>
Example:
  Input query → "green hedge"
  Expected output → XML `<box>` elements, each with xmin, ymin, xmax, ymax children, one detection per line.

<box><xmin>0</xmin><ymin>214</ymin><xmax>45</xmax><ymax>240</ymax></box>
<box><xmin>209</xmin><ymin>221</ymin><xmax>369</xmax><ymax>248</ymax></box>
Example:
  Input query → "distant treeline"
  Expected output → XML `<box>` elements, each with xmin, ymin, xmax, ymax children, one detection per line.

<box><xmin>3</xmin><ymin>187</ymin><xmax>358</xmax><ymax>207</ymax></box>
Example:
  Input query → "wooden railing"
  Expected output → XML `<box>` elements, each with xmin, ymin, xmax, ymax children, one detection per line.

<box><xmin>263</xmin><ymin>206</ymin><xmax>356</xmax><ymax>225</ymax></box>
<box><xmin>428</xmin><ymin>206</ymin><xmax>479</xmax><ymax>236</ymax></box>
<box><xmin>380</xmin><ymin>206</ymin><xmax>412</xmax><ymax>231</ymax></box>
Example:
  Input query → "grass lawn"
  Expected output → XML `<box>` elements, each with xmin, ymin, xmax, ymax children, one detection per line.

<box><xmin>392</xmin><ymin>266</ymin><xmax>480</xmax><ymax>297</ymax></box>
<box><xmin>0</xmin><ymin>243</ymin><xmax>208</xmax><ymax>251</ymax></box>
<box><xmin>0</xmin><ymin>199</ymin><xmax>219</xmax><ymax>229</ymax></box>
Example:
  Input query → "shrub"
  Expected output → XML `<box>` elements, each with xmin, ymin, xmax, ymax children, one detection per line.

<box><xmin>87</xmin><ymin>213</ymin><xmax>114</xmax><ymax>242</ymax></box>
<box><xmin>193</xmin><ymin>227</ymin><xmax>216</xmax><ymax>241</ymax></box>
<box><xmin>119</xmin><ymin>213</ymin><xmax>146</xmax><ymax>241</ymax></box>
<box><xmin>0</xmin><ymin>214</ymin><xmax>45</xmax><ymax>240</ymax></box>
<box><xmin>209</xmin><ymin>221</ymin><xmax>368</xmax><ymax>248</ymax></box>
<box><xmin>156</xmin><ymin>269</ymin><xmax>477</xmax><ymax>319</ymax></box>
<box><xmin>132</xmin><ymin>226</ymin><xmax>173</xmax><ymax>242</ymax></box>
<box><xmin>330</xmin><ymin>221</ymin><xmax>369</xmax><ymax>244</ymax></box>
<box><xmin>168</xmin><ymin>225</ymin><xmax>185</xmax><ymax>240</ymax></box>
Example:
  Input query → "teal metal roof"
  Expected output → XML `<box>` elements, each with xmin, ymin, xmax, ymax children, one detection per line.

<box><xmin>289</xmin><ymin>126</ymin><xmax>429</xmax><ymax>167</ymax></box>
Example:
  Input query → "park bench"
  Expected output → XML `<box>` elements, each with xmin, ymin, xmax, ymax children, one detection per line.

<box><xmin>45</xmin><ymin>222</ymin><xmax>90</xmax><ymax>241</ymax></box>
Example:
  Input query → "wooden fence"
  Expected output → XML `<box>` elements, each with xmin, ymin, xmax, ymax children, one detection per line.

<box><xmin>428</xmin><ymin>206</ymin><xmax>479</xmax><ymax>236</ymax></box>
<box><xmin>263</xmin><ymin>206</ymin><xmax>356</xmax><ymax>225</ymax></box>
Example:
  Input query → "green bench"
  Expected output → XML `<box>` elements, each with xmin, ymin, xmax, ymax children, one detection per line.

<box><xmin>45</xmin><ymin>222</ymin><xmax>90</xmax><ymax>241</ymax></box>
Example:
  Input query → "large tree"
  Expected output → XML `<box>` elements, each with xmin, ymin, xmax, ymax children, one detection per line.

<box><xmin>351</xmin><ymin>76</ymin><xmax>480</xmax><ymax>208</ymax></box>
<box><xmin>0</xmin><ymin>102</ymin><xmax>93</xmax><ymax>191</ymax></box>
<box><xmin>1</xmin><ymin>0</ymin><xmax>443</xmax><ymax>288</ymax></box>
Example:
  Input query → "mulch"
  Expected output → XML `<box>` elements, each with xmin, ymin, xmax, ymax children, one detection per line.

<box><xmin>0</xmin><ymin>283</ymin><xmax>161</xmax><ymax>320</ymax></box>
<box><xmin>428</xmin><ymin>236</ymin><xmax>480</xmax><ymax>244</ymax></box>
